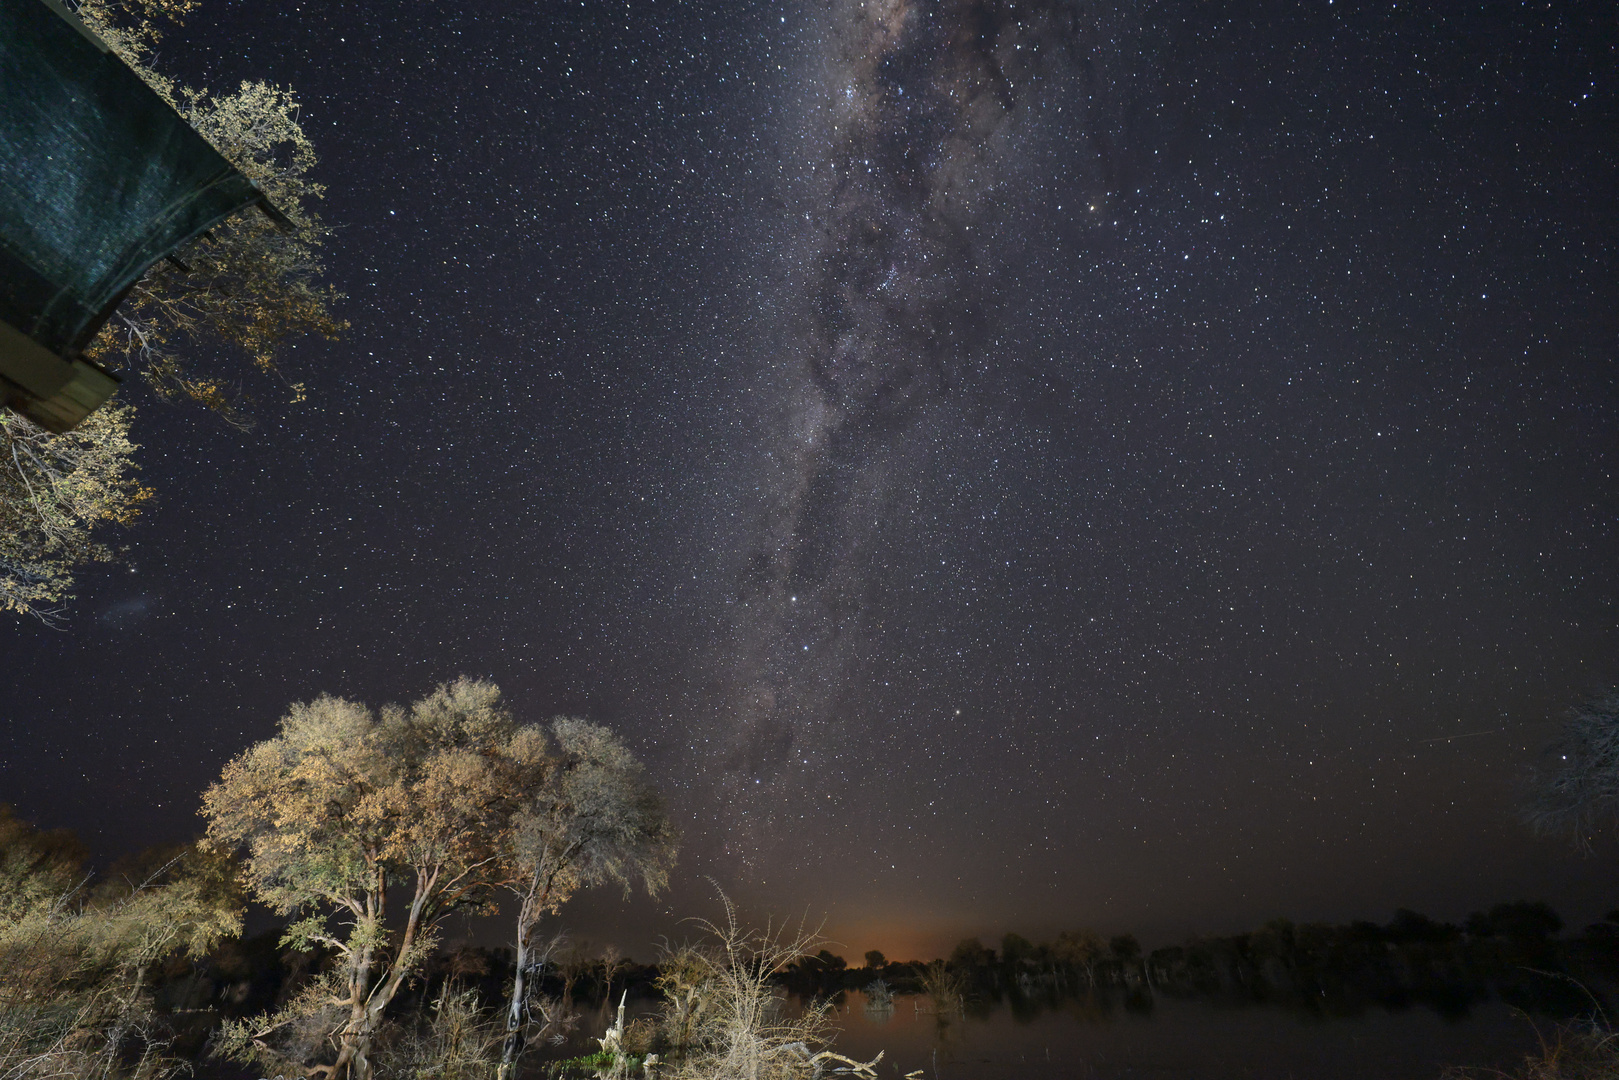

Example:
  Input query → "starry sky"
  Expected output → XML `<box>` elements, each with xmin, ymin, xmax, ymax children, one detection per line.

<box><xmin>1</xmin><ymin>0</ymin><xmax>1616</xmax><ymax>960</ymax></box>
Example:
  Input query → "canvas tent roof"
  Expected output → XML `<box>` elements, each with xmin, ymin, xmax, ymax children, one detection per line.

<box><xmin>0</xmin><ymin>0</ymin><xmax>271</xmax><ymax>430</ymax></box>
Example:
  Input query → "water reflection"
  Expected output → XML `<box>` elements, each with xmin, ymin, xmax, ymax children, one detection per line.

<box><xmin>816</xmin><ymin>989</ymin><xmax>1540</xmax><ymax>1080</ymax></box>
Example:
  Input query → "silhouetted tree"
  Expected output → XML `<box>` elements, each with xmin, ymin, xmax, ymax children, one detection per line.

<box><xmin>1466</xmin><ymin>902</ymin><xmax>1564</xmax><ymax>970</ymax></box>
<box><xmin>1385</xmin><ymin>909</ymin><xmax>1459</xmax><ymax>945</ymax></box>
<box><xmin>1108</xmin><ymin>935</ymin><xmax>1141</xmax><ymax>963</ymax></box>
<box><xmin>863</xmin><ymin>950</ymin><xmax>885</xmax><ymax>971</ymax></box>
<box><xmin>948</xmin><ymin>939</ymin><xmax>994</xmax><ymax>969</ymax></box>
<box><xmin>1466</xmin><ymin>902</ymin><xmax>1563</xmax><ymax>942</ymax></box>
<box><xmin>1000</xmin><ymin>933</ymin><xmax>1036</xmax><ymax>968</ymax></box>
<box><xmin>1529</xmin><ymin>689</ymin><xmax>1619</xmax><ymax>851</ymax></box>
<box><xmin>810</xmin><ymin>949</ymin><xmax>846</xmax><ymax>973</ymax></box>
<box><xmin>1582</xmin><ymin>910</ymin><xmax>1619</xmax><ymax>971</ymax></box>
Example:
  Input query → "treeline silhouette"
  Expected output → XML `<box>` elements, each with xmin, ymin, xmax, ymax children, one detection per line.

<box><xmin>775</xmin><ymin>904</ymin><xmax>1619</xmax><ymax>1021</ymax></box>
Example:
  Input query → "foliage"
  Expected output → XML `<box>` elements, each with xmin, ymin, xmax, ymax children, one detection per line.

<box><xmin>0</xmin><ymin>806</ymin><xmax>88</xmax><ymax>919</ymax></box>
<box><xmin>1529</xmin><ymin>690</ymin><xmax>1619</xmax><ymax>852</ymax></box>
<box><xmin>62</xmin><ymin>0</ymin><xmax>198</xmax><ymax>78</ymax></box>
<box><xmin>508</xmin><ymin>718</ymin><xmax>678</xmax><ymax>918</ymax></box>
<box><xmin>1000</xmin><ymin>933</ymin><xmax>1036</xmax><ymax>968</ymax></box>
<box><xmin>0</xmin><ymin>811</ymin><xmax>242</xmax><ymax>1080</ymax></box>
<box><xmin>947</xmin><ymin>939</ymin><xmax>993</xmax><ymax>969</ymax></box>
<box><xmin>1443</xmin><ymin>1017</ymin><xmax>1619</xmax><ymax>1080</ymax></box>
<box><xmin>1108</xmin><ymin>934</ymin><xmax>1142</xmax><ymax>963</ymax></box>
<box><xmin>0</xmin><ymin>406</ymin><xmax>149</xmax><ymax>621</ymax></box>
<box><xmin>71</xmin><ymin>0</ymin><xmax>345</xmax><ymax>420</ymax></box>
<box><xmin>552</xmin><ymin>991</ymin><xmax>652</xmax><ymax>1080</ymax></box>
<box><xmin>545</xmin><ymin>1048</ymin><xmax>626</xmax><ymax>1078</ymax></box>
<box><xmin>501</xmin><ymin>718</ymin><xmax>677</xmax><ymax>1074</ymax></box>
<box><xmin>653</xmin><ymin>895</ymin><xmax>844</xmax><ymax>1080</ymax></box>
<box><xmin>374</xmin><ymin>988</ymin><xmax>504</xmax><ymax>1080</ymax></box>
<box><xmin>1468</xmin><ymin>902</ymin><xmax>1565</xmax><ymax>941</ymax></box>
<box><xmin>1051</xmin><ymin>930</ymin><xmax>1105</xmax><ymax>988</ymax></box>
<box><xmin>203</xmin><ymin>678</ymin><xmax>548</xmax><ymax>1080</ymax></box>
<box><xmin>860</xmin><ymin>979</ymin><xmax>893</xmax><ymax>1022</ymax></box>
<box><xmin>915</xmin><ymin>961</ymin><xmax>964</xmax><ymax>1018</ymax></box>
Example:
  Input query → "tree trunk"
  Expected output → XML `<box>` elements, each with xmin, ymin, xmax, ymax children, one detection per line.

<box><xmin>331</xmin><ymin>940</ymin><xmax>375</xmax><ymax>1080</ymax></box>
<box><xmin>499</xmin><ymin>914</ymin><xmax>530</xmax><ymax>1080</ymax></box>
<box><xmin>338</xmin><ymin>871</ymin><xmax>433</xmax><ymax>1080</ymax></box>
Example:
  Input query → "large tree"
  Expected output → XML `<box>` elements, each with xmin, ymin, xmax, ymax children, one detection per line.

<box><xmin>1</xmin><ymin>0</ymin><xmax>342</xmax><ymax>621</ymax></box>
<box><xmin>204</xmin><ymin>679</ymin><xmax>545</xmax><ymax>1080</ymax></box>
<box><xmin>499</xmin><ymin>717</ymin><xmax>676</xmax><ymax>1078</ymax></box>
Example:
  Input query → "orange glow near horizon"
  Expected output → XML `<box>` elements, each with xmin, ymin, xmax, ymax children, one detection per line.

<box><xmin>821</xmin><ymin>915</ymin><xmax>984</xmax><ymax>965</ymax></box>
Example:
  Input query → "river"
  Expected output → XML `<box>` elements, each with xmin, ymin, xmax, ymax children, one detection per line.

<box><xmin>788</xmin><ymin>989</ymin><xmax>1543</xmax><ymax>1080</ymax></box>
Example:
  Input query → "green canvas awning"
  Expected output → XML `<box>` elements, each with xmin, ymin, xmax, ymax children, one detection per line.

<box><xmin>0</xmin><ymin>0</ymin><xmax>270</xmax><ymax>431</ymax></box>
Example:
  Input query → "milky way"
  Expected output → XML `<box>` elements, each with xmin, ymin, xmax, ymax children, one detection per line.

<box><xmin>707</xmin><ymin>0</ymin><xmax>1116</xmax><ymax>839</ymax></box>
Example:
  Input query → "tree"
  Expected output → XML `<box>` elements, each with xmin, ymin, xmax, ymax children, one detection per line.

<box><xmin>70</xmin><ymin>0</ymin><xmax>343</xmax><ymax>418</ymax></box>
<box><xmin>204</xmin><ymin>679</ymin><xmax>543</xmax><ymax>1080</ymax></box>
<box><xmin>1052</xmin><ymin>930</ymin><xmax>1105</xmax><ymax>989</ymax></box>
<box><xmin>0</xmin><ymin>810</ymin><xmax>241</xmax><ymax>1080</ymax></box>
<box><xmin>947</xmin><ymin>938</ymin><xmax>993</xmax><ymax>969</ymax></box>
<box><xmin>81</xmin><ymin>78</ymin><xmax>344</xmax><ymax>419</ymax></box>
<box><xmin>999</xmin><ymin>932</ymin><xmax>1035</xmax><ymax>968</ymax></box>
<box><xmin>1</xmin><ymin>0</ymin><xmax>342</xmax><ymax>621</ymax></box>
<box><xmin>0</xmin><ymin>805</ymin><xmax>86</xmax><ymax>918</ymax></box>
<box><xmin>0</xmin><ymin>405</ymin><xmax>149</xmax><ymax>621</ymax></box>
<box><xmin>862</xmin><ymin>949</ymin><xmax>885</xmax><ymax>971</ymax></box>
<box><xmin>498</xmin><ymin>717</ymin><xmax>676</xmax><ymax>1078</ymax></box>
<box><xmin>1465</xmin><ymin>901</ymin><xmax>1564</xmax><ymax>942</ymax></box>
<box><xmin>1108</xmin><ymin>934</ymin><xmax>1141</xmax><ymax>963</ymax></box>
<box><xmin>1529</xmin><ymin>689</ymin><xmax>1619</xmax><ymax>851</ymax></box>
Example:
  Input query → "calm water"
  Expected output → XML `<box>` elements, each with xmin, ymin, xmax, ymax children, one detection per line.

<box><xmin>788</xmin><ymin>990</ymin><xmax>1542</xmax><ymax>1080</ymax></box>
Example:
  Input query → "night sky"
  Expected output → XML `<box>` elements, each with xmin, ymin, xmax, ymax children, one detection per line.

<box><xmin>1</xmin><ymin>0</ymin><xmax>1616</xmax><ymax>960</ymax></box>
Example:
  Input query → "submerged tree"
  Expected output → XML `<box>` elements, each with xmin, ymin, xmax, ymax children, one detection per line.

<box><xmin>498</xmin><ymin>717</ymin><xmax>676</xmax><ymax>1079</ymax></box>
<box><xmin>1528</xmin><ymin>688</ymin><xmax>1619</xmax><ymax>851</ymax></box>
<box><xmin>1052</xmin><ymin>929</ymin><xmax>1106</xmax><ymax>989</ymax></box>
<box><xmin>204</xmin><ymin>679</ymin><xmax>545</xmax><ymax>1080</ymax></box>
<box><xmin>654</xmin><ymin>896</ymin><xmax>846</xmax><ymax>1080</ymax></box>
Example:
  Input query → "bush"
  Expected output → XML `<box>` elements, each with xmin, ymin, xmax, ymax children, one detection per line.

<box><xmin>1445</xmin><ymin>1019</ymin><xmax>1619</xmax><ymax>1080</ymax></box>
<box><xmin>651</xmin><ymin>894</ymin><xmax>880</xmax><ymax>1080</ymax></box>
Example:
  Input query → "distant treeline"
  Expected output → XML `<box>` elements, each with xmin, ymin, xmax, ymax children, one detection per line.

<box><xmin>768</xmin><ymin>903</ymin><xmax>1619</xmax><ymax>1019</ymax></box>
